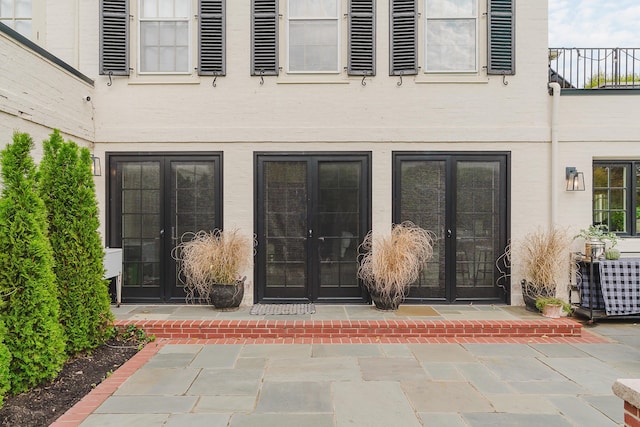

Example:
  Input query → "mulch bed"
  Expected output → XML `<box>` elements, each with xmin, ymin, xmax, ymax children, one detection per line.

<box><xmin>0</xmin><ymin>339</ymin><xmax>139</xmax><ymax>427</ymax></box>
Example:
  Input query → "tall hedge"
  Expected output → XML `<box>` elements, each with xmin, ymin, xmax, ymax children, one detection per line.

<box><xmin>0</xmin><ymin>132</ymin><xmax>65</xmax><ymax>393</ymax></box>
<box><xmin>0</xmin><ymin>320</ymin><xmax>11</xmax><ymax>408</ymax></box>
<box><xmin>39</xmin><ymin>130</ymin><xmax>114</xmax><ymax>355</ymax></box>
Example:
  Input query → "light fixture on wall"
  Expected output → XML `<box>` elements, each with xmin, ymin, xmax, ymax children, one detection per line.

<box><xmin>566</xmin><ymin>167</ymin><xmax>585</xmax><ymax>191</ymax></box>
<box><xmin>91</xmin><ymin>155</ymin><xmax>102</xmax><ymax>177</ymax></box>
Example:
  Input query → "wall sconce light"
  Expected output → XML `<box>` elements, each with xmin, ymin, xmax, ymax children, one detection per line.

<box><xmin>91</xmin><ymin>155</ymin><xmax>102</xmax><ymax>177</ymax></box>
<box><xmin>566</xmin><ymin>167</ymin><xmax>585</xmax><ymax>191</ymax></box>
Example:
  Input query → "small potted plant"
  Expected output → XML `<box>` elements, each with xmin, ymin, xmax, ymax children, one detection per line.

<box><xmin>357</xmin><ymin>221</ymin><xmax>435</xmax><ymax>310</ymax></box>
<box><xmin>535</xmin><ymin>296</ymin><xmax>572</xmax><ymax>318</ymax></box>
<box><xmin>172</xmin><ymin>228</ymin><xmax>253</xmax><ymax>310</ymax></box>
<box><xmin>518</xmin><ymin>226</ymin><xmax>573</xmax><ymax>311</ymax></box>
<box><xmin>574</xmin><ymin>225</ymin><xmax>618</xmax><ymax>260</ymax></box>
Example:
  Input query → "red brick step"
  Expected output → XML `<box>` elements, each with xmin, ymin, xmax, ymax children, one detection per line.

<box><xmin>116</xmin><ymin>318</ymin><xmax>584</xmax><ymax>341</ymax></box>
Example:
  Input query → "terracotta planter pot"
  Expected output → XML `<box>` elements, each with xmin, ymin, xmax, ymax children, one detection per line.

<box><xmin>542</xmin><ymin>303</ymin><xmax>563</xmax><ymax>319</ymax></box>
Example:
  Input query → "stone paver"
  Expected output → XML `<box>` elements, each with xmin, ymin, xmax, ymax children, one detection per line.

<box><xmin>68</xmin><ymin>305</ymin><xmax>640</xmax><ymax>427</ymax></box>
<box><xmin>190</xmin><ymin>344</ymin><xmax>242</xmax><ymax>368</ymax></box>
<box><xmin>402</xmin><ymin>380</ymin><xmax>494</xmax><ymax>413</ymax></box>
<box><xmin>255</xmin><ymin>382</ymin><xmax>333</xmax><ymax>413</ymax></box>
<box><xmin>114</xmin><ymin>368</ymin><xmax>199</xmax><ymax>395</ymax></box>
<box><xmin>358</xmin><ymin>357</ymin><xmax>429</xmax><ymax>382</ymax></box>
<box><xmin>334</xmin><ymin>381</ymin><xmax>422</xmax><ymax>427</ymax></box>
<box><xmin>187</xmin><ymin>368</ymin><xmax>263</xmax><ymax>396</ymax></box>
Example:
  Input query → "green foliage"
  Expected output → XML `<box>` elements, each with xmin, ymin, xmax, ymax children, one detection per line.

<box><xmin>574</xmin><ymin>224</ymin><xmax>618</xmax><ymax>248</ymax></box>
<box><xmin>0</xmin><ymin>132</ymin><xmax>65</xmax><ymax>394</ymax></box>
<box><xmin>0</xmin><ymin>320</ymin><xmax>11</xmax><ymax>409</ymax></box>
<box><xmin>584</xmin><ymin>72</ymin><xmax>640</xmax><ymax>88</ymax></box>
<box><xmin>535</xmin><ymin>296</ymin><xmax>572</xmax><ymax>314</ymax></box>
<box><xmin>117</xmin><ymin>324</ymin><xmax>155</xmax><ymax>350</ymax></box>
<box><xmin>38</xmin><ymin>130</ymin><xmax>114</xmax><ymax>355</ymax></box>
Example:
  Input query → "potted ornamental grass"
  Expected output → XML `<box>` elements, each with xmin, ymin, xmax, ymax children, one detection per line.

<box><xmin>519</xmin><ymin>226</ymin><xmax>573</xmax><ymax>311</ymax></box>
<box><xmin>172</xmin><ymin>228</ymin><xmax>253</xmax><ymax>310</ymax></box>
<box><xmin>357</xmin><ymin>221</ymin><xmax>435</xmax><ymax>310</ymax></box>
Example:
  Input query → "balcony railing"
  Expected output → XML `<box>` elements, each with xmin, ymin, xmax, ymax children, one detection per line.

<box><xmin>549</xmin><ymin>48</ymin><xmax>640</xmax><ymax>91</ymax></box>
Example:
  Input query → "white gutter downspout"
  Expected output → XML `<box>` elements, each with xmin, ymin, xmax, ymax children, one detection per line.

<box><xmin>549</xmin><ymin>82</ymin><xmax>562</xmax><ymax>226</ymax></box>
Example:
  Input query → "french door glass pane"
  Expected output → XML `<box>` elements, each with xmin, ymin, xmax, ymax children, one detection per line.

<box><xmin>121</xmin><ymin>162</ymin><xmax>161</xmax><ymax>289</ymax></box>
<box><xmin>171</xmin><ymin>161</ymin><xmax>217</xmax><ymax>289</ymax></box>
<box><xmin>318</xmin><ymin>162</ymin><xmax>360</xmax><ymax>290</ymax></box>
<box><xmin>400</xmin><ymin>161</ymin><xmax>446</xmax><ymax>298</ymax></box>
<box><xmin>265</xmin><ymin>162</ymin><xmax>308</xmax><ymax>289</ymax></box>
<box><xmin>456</xmin><ymin>161</ymin><xmax>499</xmax><ymax>292</ymax></box>
<box><xmin>171</xmin><ymin>162</ymin><xmax>217</xmax><ymax>238</ymax></box>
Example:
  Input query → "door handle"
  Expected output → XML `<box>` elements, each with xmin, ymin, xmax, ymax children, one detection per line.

<box><xmin>308</xmin><ymin>229</ymin><xmax>313</xmax><ymax>238</ymax></box>
<box><xmin>160</xmin><ymin>228</ymin><xmax>165</xmax><ymax>238</ymax></box>
<box><xmin>446</xmin><ymin>229</ymin><xmax>452</xmax><ymax>238</ymax></box>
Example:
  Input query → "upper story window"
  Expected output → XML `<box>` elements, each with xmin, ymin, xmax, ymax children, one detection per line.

<box><xmin>287</xmin><ymin>0</ymin><xmax>340</xmax><ymax>73</ymax></box>
<box><xmin>0</xmin><ymin>0</ymin><xmax>32</xmax><ymax>38</ymax></box>
<box><xmin>251</xmin><ymin>0</ymin><xmax>375</xmax><ymax>78</ymax></box>
<box><xmin>100</xmin><ymin>0</ymin><xmax>225</xmax><ymax>78</ymax></box>
<box><xmin>593</xmin><ymin>162</ymin><xmax>640</xmax><ymax>236</ymax></box>
<box><xmin>390</xmin><ymin>0</ymin><xmax>513</xmax><ymax>77</ymax></box>
<box><xmin>425</xmin><ymin>0</ymin><xmax>477</xmax><ymax>73</ymax></box>
<box><xmin>139</xmin><ymin>0</ymin><xmax>191</xmax><ymax>73</ymax></box>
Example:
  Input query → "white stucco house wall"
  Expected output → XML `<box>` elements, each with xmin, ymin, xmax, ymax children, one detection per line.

<box><xmin>1</xmin><ymin>0</ymin><xmax>639</xmax><ymax>307</ymax></box>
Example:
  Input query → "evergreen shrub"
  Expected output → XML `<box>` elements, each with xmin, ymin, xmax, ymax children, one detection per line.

<box><xmin>39</xmin><ymin>130</ymin><xmax>114</xmax><ymax>354</ymax></box>
<box><xmin>0</xmin><ymin>320</ymin><xmax>11</xmax><ymax>408</ymax></box>
<box><xmin>0</xmin><ymin>132</ymin><xmax>65</xmax><ymax>393</ymax></box>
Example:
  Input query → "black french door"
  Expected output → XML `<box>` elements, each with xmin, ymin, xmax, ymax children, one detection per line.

<box><xmin>394</xmin><ymin>153</ymin><xmax>509</xmax><ymax>303</ymax></box>
<box><xmin>108</xmin><ymin>154</ymin><xmax>222</xmax><ymax>302</ymax></box>
<box><xmin>255</xmin><ymin>154</ymin><xmax>370</xmax><ymax>303</ymax></box>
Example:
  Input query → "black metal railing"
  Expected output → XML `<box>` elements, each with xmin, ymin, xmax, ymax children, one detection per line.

<box><xmin>549</xmin><ymin>48</ymin><xmax>640</xmax><ymax>91</ymax></box>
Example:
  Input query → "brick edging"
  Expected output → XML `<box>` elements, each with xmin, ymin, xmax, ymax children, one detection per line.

<box><xmin>49</xmin><ymin>340</ymin><xmax>166</xmax><ymax>426</ymax></box>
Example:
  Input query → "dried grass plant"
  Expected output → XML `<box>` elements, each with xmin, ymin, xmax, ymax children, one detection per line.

<box><xmin>358</xmin><ymin>221</ymin><xmax>435</xmax><ymax>306</ymax></box>
<box><xmin>519</xmin><ymin>226</ymin><xmax>573</xmax><ymax>299</ymax></box>
<box><xmin>172</xmin><ymin>229</ymin><xmax>253</xmax><ymax>303</ymax></box>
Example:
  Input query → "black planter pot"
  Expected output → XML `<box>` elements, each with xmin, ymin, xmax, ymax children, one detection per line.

<box><xmin>210</xmin><ymin>280</ymin><xmax>244</xmax><ymax>311</ymax></box>
<box><xmin>369</xmin><ymin>289</ymin><xmax>403</xmax><ymax>311</ymax></box>
<box><xmin>521</xmin><ymin>280</ymin><xmax>554</xmax><ymax>312</ymax></box>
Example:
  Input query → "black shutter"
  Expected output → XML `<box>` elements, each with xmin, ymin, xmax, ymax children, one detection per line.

<box><xmin>389</xmin><ymin>0</ymin><xmax>417</xmax><ymax>76</ymax></box>
<box><xmin>199</xmin><ymin>0</ymin><xmax>225</xmax><ymax>76</ymax></box>
<box><xmin>99</xmin><ymin>0</ymin><xmax>129</xmax><ymax>76</ymax></box>
<box><xmin>488</xmin><ymin>0</ymin><xmax>515</xmax><ymax>75</ymax></box>
<box><xmin>348</xmin><ymin>0</ymin><xmax>375</xmax><ymax>76</ymax></box>
<box><xmin>251</xmin><ymin>0</ymin><xmax>278</xmax><ymax>76</ymax></box>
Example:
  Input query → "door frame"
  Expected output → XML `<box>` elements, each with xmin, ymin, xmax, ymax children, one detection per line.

<box><xmin>106</xmin><ymin>152</ymin><xmax>223</xmax><ymax>303</ymax></box>
<box><xmin>253</xmin><ymin>152</ymin><xmax>372</xmax><ymax>304</ymax></box>
<box><xmin>392</xmin><ymin>151</ymin><xmax>511</xmax><ymax>304</ymax></box>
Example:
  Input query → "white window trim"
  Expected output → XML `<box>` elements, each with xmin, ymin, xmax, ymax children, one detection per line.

<box><xmin>136</xmin><ymin>0</ymin><xmax>193</xmax><ymax>76</ymax></box>
<box><xmin>285</xmin><ymin>0</ymin><xmax>342</xmax><ymax>75</ymax></box>
<box><xmin>423</xmin><ymin>0</ymin><xmax>479</xmax><ymax>74</ymax></box>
